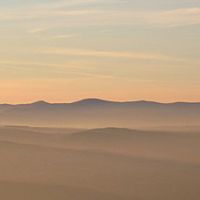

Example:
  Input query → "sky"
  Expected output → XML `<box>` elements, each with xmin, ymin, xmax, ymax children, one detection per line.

<box><xmin>0</xmin><ymin>0</ymin><xmax>200</xmax><ymax>103</ymax></box>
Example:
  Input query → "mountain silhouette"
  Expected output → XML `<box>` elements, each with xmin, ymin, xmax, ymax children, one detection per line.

<box><xmin>0</xmin><ymin>98</ymin><xmax>200</xmax><ymax>128</ymax></box>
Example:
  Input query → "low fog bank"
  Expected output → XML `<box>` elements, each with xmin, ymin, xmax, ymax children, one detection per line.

<box><xmin>0</xmin><ymin>126</ymin><xmax>200</xmax><ymax>200</ymax></box>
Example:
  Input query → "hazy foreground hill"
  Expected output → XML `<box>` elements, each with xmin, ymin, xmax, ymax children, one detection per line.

<box><xmin>1</xmin><ymin>99</ymin><xmax>200</xmax><ymax>128</ymax></box>
<box><xmin>0</xmin><ymin>126</ymin><xmax>200</xmax><ymax>200</ymax></box>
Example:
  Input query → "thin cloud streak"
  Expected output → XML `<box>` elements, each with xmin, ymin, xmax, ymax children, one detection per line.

<box><xmin>42</xmin><ymin>48</ymin><xmax>200</xmax><ymax>66</ymax></box>
<box><xmin>0</xmin><ymin>2</ymin><xmax>199</xmax><ymax>27</ymax></box>
<box><xmin>0</xmin><ymin>60</ymin><xmax>114</xmax><ymax>80</ymax></box>
<box><xmin>43</xmin><ymin>48</ymin><xmax>172</xmax><ymax>61</ymax></box>
<box><xmin>49</xmin><ymin>34</ymin><xmax>78</xmax><ymax>40</ymax></box>
<box><xmin>28</xmin><ymin>27</ymin><xmax>49</xmax><ymax>34</ymax></box>
<box><xmin>143</xmin><ymin>7</ymin><xmax>200</xmax><ymax>27</ymax></box>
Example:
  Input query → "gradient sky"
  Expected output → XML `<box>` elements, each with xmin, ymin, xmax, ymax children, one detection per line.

<box><xmin>0</xmin><ymin>0</ymin><xmax>200</xmax><ymax>103</ymax></box>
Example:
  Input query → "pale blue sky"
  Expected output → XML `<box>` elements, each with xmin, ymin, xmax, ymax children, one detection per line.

<box><xmin>0</xmin><ymin>0</ymin><xmax>200</xmax><ymax>103</ymax></box>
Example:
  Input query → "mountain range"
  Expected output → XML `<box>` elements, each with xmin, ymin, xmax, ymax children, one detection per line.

<box><xmin>0</xmin><ymin>98</ymin><xmax>200</xmax><ymax>128</ymax></box>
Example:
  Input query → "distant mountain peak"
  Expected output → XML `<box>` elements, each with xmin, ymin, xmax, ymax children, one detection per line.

<box><xmin>31</xmin><ymin>100</ymin><xmax>50</xmax><ymax>105</ymax></box>
<box><xmin>72</xmin><ymin>98</ymin><xmax>114</xmax><ymax>105</ymax></box>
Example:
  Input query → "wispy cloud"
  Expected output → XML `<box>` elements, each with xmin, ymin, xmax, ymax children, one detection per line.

<box><xmin>0</xmin><ymin>60</ymin><xmax>114</xmax><ymax>80</ymax></box>
<box><xmin>0</xmin><ymin>0</ymin><xmax>199</xmax><ymax>27</ymax></box>
<box><xmin>41</xmin><ymin>48</ymin><xmax>200</xmax><ymax>65</ymax></box>
<box><xmin>27</xmin><ymin>28</ymin><xmax>78</xmax><ymax>40</ymax></box>
<box><xmin>28</xmin><ymin>27</ymin><xmax>49</xmax><ymax>34</ymax></box>
<box><xmin>49</xmin><ymin>34</ymin><xmax>78</xmax><ymax>40</ymax></box>
<box><xmin>43</xmin><ymin>48</ymin><xmax>172</xmax><ymax>61</ymax></box>
<box><xmin>142</xmin><ymin>7</ymin><xmax>200</xmax><ymax>27</ymax></box>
